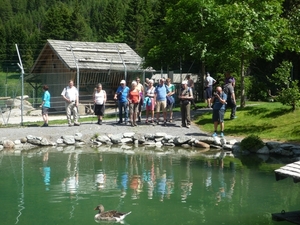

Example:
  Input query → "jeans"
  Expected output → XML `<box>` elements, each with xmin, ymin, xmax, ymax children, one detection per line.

<box><xmin>118</xmin><ymin>101</ymin><xmax>128</xmax><ymax>122</ymax></box>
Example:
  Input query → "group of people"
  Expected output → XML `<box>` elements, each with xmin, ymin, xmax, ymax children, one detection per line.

<box><xmin>39</xmin><ymin>72</ymin><xmax>237</xmax><ymax>137</ymax></box>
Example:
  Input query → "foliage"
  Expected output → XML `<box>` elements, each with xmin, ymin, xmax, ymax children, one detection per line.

<box><xmin>270</xmin><ymin>61</ymin><xmax>300</xmax><ymax>110</ymax></box>
<box><xmin>240</xmin><ymin>134</ymin><xmax>265</xmax><ymax>152</ymax></box>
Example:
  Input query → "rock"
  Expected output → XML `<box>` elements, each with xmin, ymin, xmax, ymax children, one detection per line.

<box><xmin>173</xmin><ymin>136</ymin><xmax>191</xmax><ymax>145</ymax></box>
<box><xmin>14</xmin><ymin>140</ymin><xmax>21</xmax><ymax>145</ymax></box>
<box><xmin>40</xmin><ymin>138</ymin><xmax>50</xmax><ymax>146</ymax></box>
<box><xmin>123</xmin><ymin>132</ymin><xmax>135</xmax><ymax>138</ymax></box>
<box><xmin>194</xmin><ymin>141</ymin><xmax>210</xmax><ymax>148</ymax></box>
<box><xmin>154</xmin><ymin>132</ymin><xmax>167</xmax><ymax>138</ymax></box>
<box><xmin>121</xmin><ymin>138</ymin><xmax>132</xmax><ymax>143</ymax></box>
<box><xmin>266</xmin><ymin>141</ymin><xmax>280</xmax><ymax>149</ymax></box>
<box><xmin>56</xmin><ymin>138</ymin><xmax>64</xmax><ymax>144</ymax></box>
<box><xmin>27</xmin><ymin>137</ymin><xmax>41</xmax><ymax>145</ymax></box>
<box><xmin>213</xmin><ymin>136</ymin><xmax>221</xmax><ymax>146</ymax></box>
<box><xmin>0</xmin><ymin>145</ymin><xmax>4</xmax><ymax>150</ymax></box>
<box><xmin>96</xmin><ymin>135</ymin><xmax>111</xmax><ymax>143</ymax></box>
<box><xmin>62</xmin><ymin>135</ymin><xmax>75</xmax><ymax>145</ymax></box>
<box><xmin>257</xmin><ymin>146</ymin><xmax>270</xmax><ymax>154</ymax></box>
<box><xmin>110</xmin><ymin>134</ymin><xmax>123</xmax><ymax>144</ymax></box>
<box><xmin>3</xmin><ymin>140</ymin><xmax>15</xmax><ymax>148</ymax></box>
<box><xmin>74</xmin><ymin>133</ymin><xmax>83</xmax><ymax>141</ymax></box>
<box><xmin>20</xmin><ymin>137</ymin><xmax>27</xmax><ymax>143</ymax></box>
<box><xmin>280</xmin><ymin>144</ymin><xmax>295</xmax><ymax>150</ymax></box>
<box><xmin>163</xmin><ymin>142</ymin><xmax>175</xmax><ymax>147</ymax></box>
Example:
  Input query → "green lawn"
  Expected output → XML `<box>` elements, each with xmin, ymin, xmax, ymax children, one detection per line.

<box><xmin>194</xmin><ymin>101</ymin><xmax>300</xmax><ymax>142</ymax></box>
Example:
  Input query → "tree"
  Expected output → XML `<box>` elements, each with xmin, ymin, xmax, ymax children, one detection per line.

<box><xmin>207</xmin><ymin>0</ymin><xmax>289</xmax><ymax>107</ymax></box>
<box><xmin>270</xmin><ymin>61</ymin><xmax>300</xmax><ymax>111</ymax></box>
<box><xmin>41</xmin><ymin>2</ymin><xmax>72</xmax><ymax>41</ymax></box>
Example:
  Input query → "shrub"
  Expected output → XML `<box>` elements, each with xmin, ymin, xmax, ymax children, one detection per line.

<box><xmin>240</xmin><ymin>134</ymin><xmax>264</xmax><ymax>152</ymax></box>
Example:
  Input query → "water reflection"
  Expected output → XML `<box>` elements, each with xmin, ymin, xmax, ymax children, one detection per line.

<box><xmin>0</xmin><ymin>146</ymin><xmax>298</xmax><ymax>225</ymax></box>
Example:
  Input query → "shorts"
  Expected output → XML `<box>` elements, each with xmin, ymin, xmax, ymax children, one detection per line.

<box><xmin>94</xmin><ymin>104</ymin><xmax>105</xmax><ymax>116</ymax></box>
<box><xmin>156</xmin><ymin>100</ymin><xmax>167</xmax><ymax>113</ymax></box>
<box><xmin>212</xmin><ymin>109</ymin><xmax>225</xmax><ymax>122</ymax></box>
<box><xmin>42</xmin><ymin>107</ymin><xmax>49</xmax><ymax>115</ymax></box>
<box><xmin>206</xmin><ymin>86</ymin><xmax>213</xmax><ymax>99</ymax></box>
<box><xmin>129</xmin><ymin>103</ymin><xmax>139</xmax><ymax>115</ymax></box>
<box><xmin>146</xmin><ymin>98</ymin><xmax>155</xmax><ymax>111</ymax></box>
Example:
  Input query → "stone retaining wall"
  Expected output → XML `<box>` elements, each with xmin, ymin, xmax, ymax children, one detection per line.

<box><xmin>0</xmin><ymin>132</ymin><xmax>300</xmax><ymax>158</ymax></box>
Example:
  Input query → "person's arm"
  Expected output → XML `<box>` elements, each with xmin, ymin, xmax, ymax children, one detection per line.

<box><xmin>75</xmin><ymin>91</ymin><xmax>79</xmax><ymax>106</ymax></box>
<box><xmin>93</xmin><ymin>90</ymin><xmax>96</xmax><ymax>103</ymax></box>
<box><xmin>61</xmin><ymin>88</ymin><xmax>70</xmax><ymax>102</ymax></box>
<box><xmin>103</xmin><ymin>91</ymin><xmax>107</xmax><ymax>104</ymax></box>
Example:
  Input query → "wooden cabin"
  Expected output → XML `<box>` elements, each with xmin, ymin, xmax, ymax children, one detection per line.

<box><xmin>27</xmin><ymin>40</ymin><xmax>147</xmax><ymax>112</ymax></box>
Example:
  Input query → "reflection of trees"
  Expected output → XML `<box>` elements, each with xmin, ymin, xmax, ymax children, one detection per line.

<box><xmin>181</xmin><ymin>158</ymin><xmax>193</xmax><ymax>203</ymax></box>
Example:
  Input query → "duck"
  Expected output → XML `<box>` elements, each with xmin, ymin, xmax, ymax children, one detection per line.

<box><xmin>94</xmin><ymin>204</ymin><xmax>131</xmax><ymax>222</ymax></box>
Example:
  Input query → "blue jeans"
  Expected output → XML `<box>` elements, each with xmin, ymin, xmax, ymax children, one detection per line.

<box><xmin>118</xmin><ymin>101</ymin><xmax>128</xmax><ymax>122</ymax></box>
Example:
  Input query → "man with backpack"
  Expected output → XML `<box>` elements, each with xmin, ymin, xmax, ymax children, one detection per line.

<box><xmin>223</xmin><ymin>79</ymin><xmax>237</xmax><ymax>119</ymax></box>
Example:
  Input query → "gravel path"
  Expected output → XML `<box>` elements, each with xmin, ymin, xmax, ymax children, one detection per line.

<box><xmin>0</xmin><ymin>109</ymin><xmax>213</xmax><ymax>142</ymax></box>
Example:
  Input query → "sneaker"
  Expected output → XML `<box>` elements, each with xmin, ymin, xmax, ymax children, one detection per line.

<box><xmin>131</xmin><ymin>122</ymin><xmax>134</xmax><ymax>127</ymax></box>
<box><xmin>68</xmin><ymin>124</ymin><xmax>72</xmax><ymax>127</ymax></box>
<box><xmin>74</xmin><ymin>122</ymin><xmax>80</xmax><ymax>126</ymax></box>
<box><xmin>156</xmin><ymin>121</ymin><xmax>159</xmax><ymax>125</ymax></box>
<box><xmin>42</xmin><ymin>123</ymin><xmax>48</xmax><ymax>127</ymax></box>
<box><xmin>134</xmin><ymin>123</ymin><xmax>138</xmax><ymax>127</ymax></box>
<box><xmin>212</xmin><ymin>132</ymin><xmax>218</xmax><ymax>137</ymax></box>
<box><xmin>220</xmin><ymin>132</ymin><xmax>224</xmax><ymax>137</ymax></box>
<box><xmin>180</xmin><ymin>124</ymin><xmax>186</xmax><ymax>128</ymax></box>
<box><xmin>99</xmin><ymin>120</ymin><xmax>102</xmax><ymax>125</ymax></box>
<box><xmin>186</xmin><ymin>125</ymin><xmax>190</xmax><ymax>129</ymax></box>
<box><xmin>230</xmin><ymin>116</ymin><xmax>237</xmax><ymax>120</ymax></box>
<box><xmin>163</xmin><ymin>121</ymin><xmax>167</xmax><ymax>126</ymax></box>
<box><xmin>117</xmin><ymin>121</ymin><xmax>122</xmax><ymax>124</ymax></box>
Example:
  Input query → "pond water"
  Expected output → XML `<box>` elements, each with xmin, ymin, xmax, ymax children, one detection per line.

<box><xmin>0</xmin><ymin>146</ymin><xmax>297</xmax><ymax>225</ymax></box>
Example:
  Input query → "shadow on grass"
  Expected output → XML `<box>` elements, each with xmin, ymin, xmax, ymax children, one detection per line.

<box><xmin>261</xmin><ymin>107</ymin><xmax>294</xmax><ymax>118</ymax></box>
<box><xmin>225</xmin><ymin>124</ymin><xmax>277</xmax><ymax>136</ymax></box>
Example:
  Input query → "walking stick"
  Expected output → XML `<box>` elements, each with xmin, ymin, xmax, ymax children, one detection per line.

<box><xmin>115</xmin><ymin>100</ymin><xmax>118</xmax><ymax>123</ymax></box>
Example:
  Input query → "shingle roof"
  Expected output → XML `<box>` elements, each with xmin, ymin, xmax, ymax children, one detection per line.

<box><xmin>31</xmin><ymin>39</ymin><xmax>144</xmax><ymax>73</ymax></box>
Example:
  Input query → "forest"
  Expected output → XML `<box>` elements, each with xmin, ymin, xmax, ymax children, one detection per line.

<box><xmin>1</xmin><ymin>0</ymin><xmax>300</xmax><ymax>103</ymax></box>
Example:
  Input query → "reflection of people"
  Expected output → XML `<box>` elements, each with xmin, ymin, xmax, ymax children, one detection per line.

<box><xmin>61</xmin><ymin>80</ymin><xmax>80</xmax><ymax>126</ymax></box>
<box><xmin>41</xmin><ymin>152</ymin><xmax>51</xmax><ymax>191</ymax></box>
<box><xmin>93</xmin><ymin>83</ymin><xmax>106</xmax><ymax>125</ymax></box>
<box><xmin>165</xmin><ymin>78</ymin><xmax>175</xmax><ymax>122</ymax></box>
<box><xmin>62</xmin><ymin>153</ymin><xmax>79</xmax><ymax>196</ymax></box>
<box><xmin>114</xmin><ymin>80</ymin><xmax>130</xmax><ymax>125</ymax></box>
<box><xmin>179</xmin><ymin>81</ymin><xmax>193</xmax><ymax>128</ymax></box>
<box><xmin>40</xmin><ymin>85</ymin><xmax>51</xmax><ymax>127</ymax></box>
<box><xmin>211</xmin><ymin>86</ymin><xmax>227</xmax><ymax>137</ymax></box>
<box><xmin>95</xmin><ymin>170</ymin><xmax>106</xmax><ymax>190</ymax></box>
<box><xmin>157</xmin><ymin>170</ymin><xmax>167</xmax><ymax>202</ymax></box>
<box><xmin>127</xmin><ymin>81</ymin><xmax>140</xmax><ymax>127</ymax></box>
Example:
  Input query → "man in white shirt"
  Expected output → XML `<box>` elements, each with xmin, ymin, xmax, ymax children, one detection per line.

<box><xmin>61</xmin><ymin>80</ymin><xmax>80</xmax><ymax>126</ymax></box>
<box><xmin>205</xmin><ymin>72</ymin><xmax>216</xmax><ymax>108</ymax></box>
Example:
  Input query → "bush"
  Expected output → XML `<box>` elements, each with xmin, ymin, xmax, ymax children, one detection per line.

<box><xmin>240</xmin><ymin>134</ymin><xmax>264</xmax><ymax>152</ymax></box>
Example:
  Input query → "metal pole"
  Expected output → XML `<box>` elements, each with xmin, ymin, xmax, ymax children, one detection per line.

<box><xmin>70</xmin><ymin>45</ymin><xmax>80</xmax><ymax>93</ymax></box>
<box><xmin>116</xmin><ymin>45</ymin><xmax>127</xmax><ymax>80</ymax></box>
<box><xmin>15</xmin><ymin>44</ymin><xmax>24</xmax><ymax>126</ymax></box>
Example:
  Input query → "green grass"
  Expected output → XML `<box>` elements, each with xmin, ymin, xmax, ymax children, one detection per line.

<box><xmin>195</xmin><ymin>101</ymin><xmax>300</xmax><ymax>142</ymax></box>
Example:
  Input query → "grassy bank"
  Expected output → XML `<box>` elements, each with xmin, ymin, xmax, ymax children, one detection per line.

<box><xmin>195</xmin><ymin>101</ymin><xmax>300</xmax><ymax>142</ymax></box>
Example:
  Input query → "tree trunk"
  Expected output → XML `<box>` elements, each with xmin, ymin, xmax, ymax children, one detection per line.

<box><xmin>240</xmin><ymin>55</ymin><xmax>246</xmax><ymax>108</ymax></box>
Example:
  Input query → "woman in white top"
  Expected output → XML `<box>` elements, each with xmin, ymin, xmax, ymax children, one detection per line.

<box><xmin>93</xmin><ymin>83</ymin><xmax>107</xmax><ymax>125</ymax></box>
<box><xmin>144</xmin><ymin>79</ymin><xmax>155</xmax><ymax>124</ymax></box>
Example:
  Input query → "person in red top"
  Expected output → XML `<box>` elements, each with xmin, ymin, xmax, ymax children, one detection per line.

<box><xmin>127</xmin><ymin>81</ymin><xmax>140</xmax><ymax>126</ymax></box>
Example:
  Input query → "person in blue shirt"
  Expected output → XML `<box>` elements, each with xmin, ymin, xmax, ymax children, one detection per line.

<box><xmin>114</xmin><ymin>80</ymin><xmax>130</xmax><ymax>124</ymax></box>
<box><xmin>154</xmin><ymin>78</ymin><xmax>169</xmax><ymax>126</ymax></box>
<box><xmin>211</xmin><ymin>86</ymin><xmax>227</xmax><ymax>137</ymax></box>
<box><xmin>40</xmin><ymin>85</ymin><xmax>51</xmax><ymax>127</ymax></box>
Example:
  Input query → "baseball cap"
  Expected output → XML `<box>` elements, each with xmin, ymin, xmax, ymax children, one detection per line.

<box><xmin>120</xmin><ymin>80</ymin><xmax>126</xmax><ymax>84</ymax></box>
<box><xmin>182</xmin><ymin>80</ymin><xmax>188</xmax><ymax>85</ymax></box>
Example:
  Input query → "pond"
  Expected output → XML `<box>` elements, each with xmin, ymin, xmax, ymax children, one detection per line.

<box><xmin>0</xmin><ymin>146</ymin><xmax>297</xmax><ymax>225</ymax></box>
